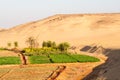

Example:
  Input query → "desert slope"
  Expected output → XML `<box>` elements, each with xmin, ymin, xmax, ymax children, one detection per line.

<box><xmin>0</xmin><ymin>28</ymin><xmax>5</xmax><ymax>31</ymax></box>
<box><xmin>0</xmin><ymin>13</ymin><xmax>120</xmax><ymax>48</ymax></box>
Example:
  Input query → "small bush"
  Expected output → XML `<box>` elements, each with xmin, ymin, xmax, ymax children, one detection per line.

<box><xmin>14</xmin><ymin>41</ymin><xmax>18</xmax><ymax>48</ymax></box>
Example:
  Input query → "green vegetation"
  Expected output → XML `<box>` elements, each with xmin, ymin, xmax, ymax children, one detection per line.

<box><xmin>28</xmin><ymin>54</ymin><xmax>100</xmax><ymax>64</ymax></box>
<box><xmin>7</xmin><ymin>42</ymin><xmax>11</xmax><ymax>48</ymax></box>
<box><xmin>49</xmin><ymin>54</ymin><xmax>77</xmax><ymax>63</ymax></box>
<box><xmin>57</xmin><ymin>42</ymin><xmax>70</xmax><ymax>51</ymax></box>
<box><xmin>24</xmin><ymin>41</ymin><xmax>70</xmax><ymax>56</ymax></box>
<box><xmin>24</xmin><ymin>40</ymin><xmax>99</xmax><ymax>64</ymax></box>
<box><xmin>42</xmin><ymin>41</ymin><xmax>57</xmax><ymax>48</ymax></box>
<box><xmin>0</xmin><ymin>57</ymin><xmax>20</xmax><ymax>65</ymax></box>
<box><xmin>0</xmin><ymin>39</ymin><xmax>99</xmax><ymax>65</ymax></box>
<box><xmin>29</xmin><ymin>55</ymin><xmax>51</xmax><ymax>64</ymax></box>
<box><xmin>14</xmin><ymin>41</ymin><xmax>18</xmax><ymax>48</ymax></box>
<box><xmin>70</xmin><ymin>54</ymin><xmax>100</xmax><ymax>62</ymax></box>
<box><xmin>24</xmin><ymin>47</ymin><xmax>60</xmax><ymax>56</ymax></box>
<box><xmin>0</xmin><ymin>48</ymin><xmax>6</xmax><ymax>51</ymax></box>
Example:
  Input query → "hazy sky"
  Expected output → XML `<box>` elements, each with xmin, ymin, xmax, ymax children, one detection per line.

<box><xmin>0</xmin><ymin>0</ymin><xmax>120</xmax><ymax>28</ymax></box>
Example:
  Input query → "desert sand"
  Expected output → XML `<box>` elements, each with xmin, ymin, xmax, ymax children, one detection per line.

<box><xmin>0</xmin><ymin>13</ymin><xmax>120</xmax><ymax>48</ymax></box>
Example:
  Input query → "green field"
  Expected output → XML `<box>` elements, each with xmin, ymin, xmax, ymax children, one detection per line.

<box><xmin>70</xmin><ymin>54</ymin><xmax>100</xmax><ymax>62</ymax></box>
<box><xmin>29</xmin><ymin>55</ymin><xmax>51</xmax><ymax>64</ymax></box>
<box><xmin>49</xmin><ymin>54</ymin><xmax>77</xmax><ymax>63</ymax></box>
<box><xmin>29</xmin><ymin>54</ymin><xmax>100</xmax><ymax>64</ymax></box>
<box><xmin>0</xmin><ymin>57</ymin><xmax>20</xmax><ymax>65</ymax></box>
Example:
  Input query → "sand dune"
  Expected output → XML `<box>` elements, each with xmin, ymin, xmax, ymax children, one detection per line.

<box><xmin>0</xmin><ymin>13</ymin><xmax>120</xmax><ymax>48</ymax></box>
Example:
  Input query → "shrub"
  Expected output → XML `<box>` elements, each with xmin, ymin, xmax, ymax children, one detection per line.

<box><xmin>58</xmin><ymin>42</ymin><xmax>70</xmax><ymax>52</ymax></box>
<box><xmin>14</xmin><ymin>41</ymin><xmax>18</xmax><ymax>48</ymax></box>
<box><xmin>42</xmin><ymin>41</ymin><xmax>57</xmax><ymax>48</ymax></box>
<box><xmin>7</xmin><ymin>42</ymin><xmax>11</xmax><ymax>47</ymax></box>
<box><xmin>42</xmin><ymin>41</ymin><xmax>47</xmax><ymax>47</ymax></box>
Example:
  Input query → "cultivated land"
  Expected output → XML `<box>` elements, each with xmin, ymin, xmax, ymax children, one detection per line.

<box><xmin>0</xmin><ymin>50</ymin><xmax>104</xmax><ymax>80</ymax></box>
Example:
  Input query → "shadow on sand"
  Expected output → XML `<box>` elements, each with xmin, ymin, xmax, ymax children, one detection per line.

<box><xmin>80</xmin><ymin>46</ymin><xmax>120</xmax><ymax>80</ymax></box>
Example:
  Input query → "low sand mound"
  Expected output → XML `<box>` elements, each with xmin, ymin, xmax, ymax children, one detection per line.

<box><xmin>80</xmin><ymin>45</ymin><xmax>106</xmax><ymax>54</ymax></box>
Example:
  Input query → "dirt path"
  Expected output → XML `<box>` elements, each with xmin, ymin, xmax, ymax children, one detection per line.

<box><xmin>0</xmin><ymin>51</ymin><xmax>18</xmax><ymax>57</ymax></box>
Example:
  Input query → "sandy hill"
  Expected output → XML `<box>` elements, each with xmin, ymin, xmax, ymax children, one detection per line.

<box><xmin>0</xmin><ymin>28</ymin><xmax>4</xmax><ymax>31</ymax></box>
<box><xmin>0</xmin><ymin>13</ymin><xmax>120</xmax><ymax>48</ymax></box>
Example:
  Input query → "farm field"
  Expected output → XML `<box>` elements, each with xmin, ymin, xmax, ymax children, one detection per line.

<box><xmin>0</xmin><ymin>62</ymin><xmax>103</xmax><ymax>80</ymax></box>
<box><xmin>0</xmin><ymin>57</ymin><xmax>20</xmax><ymax>65</ymax></box>
<box><xmin>0</xmin><ymin>50</ymin><xmax>104</xmax><ymax>80</ymax></box>
<box><xmin>28</xmin><ymin>54</ymin><xmax>100</xmax><ymax>64</ymax></box>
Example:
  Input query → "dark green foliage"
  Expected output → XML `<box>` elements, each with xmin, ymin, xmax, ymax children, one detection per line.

<box><xmin>7</xmin><ymin>43</ymin><xmax>11</xmax><ymax>47</ymax></box>
<box><xmin>42</xmin><ymin>41</ymin><xmax>57</xmax><ymax>48</ymax></box>
<box><xmin>58</xmin><ymin>42</ymin><xmax>70</xmax><ymax>51</ymax></box>
<box><xmin>47</xmin><ymin>41</ymin><xmax>52</xmax><ymax>47</ymax></box>
<box><xmin>42</xmin><ymin>41</ymin><xmax>47</xmax><ymax>47</ymax></box>
<box><xmin>14</xmin><ymin>41</ymin><xmax>18</xmax><ymax>48</ymax></box>
<box><xmin>0</xmin><ymin>57</ymin><xmax>20</xmax><ymax>65</ymax></box>
<box><xmin>52</xmin><ymin>41</ymin><xmax>56</xmax><ymax>49</ymax></box>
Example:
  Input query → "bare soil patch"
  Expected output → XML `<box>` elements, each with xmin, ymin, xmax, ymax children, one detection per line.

<box><xmin>0</xmin><ymin>61</ymin><xmax>104</xmax><ymax>80</ymax></box>
<box><xmin>0</xmin><ymin>51</ymin><xmax>18</xmax><ymax>57</ymax></box>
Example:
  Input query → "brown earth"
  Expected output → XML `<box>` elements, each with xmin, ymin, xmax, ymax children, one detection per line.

<box><xmin>0</xmin><ymin>51</ymin><xmax>18</xmax><ymax>57</ymax></box>
<box><xmin>0</xmin><ymin>63</ymin><xmax>104</xmax><ymax>80</ymax></box>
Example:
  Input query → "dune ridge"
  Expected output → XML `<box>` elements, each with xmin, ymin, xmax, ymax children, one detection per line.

<box><xmin>0</xmin><ymin>13</ymin><xmax>120</xmax><ymax>48</ymax></box>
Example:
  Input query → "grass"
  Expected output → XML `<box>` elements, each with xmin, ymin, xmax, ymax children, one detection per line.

<box><xmin>0</xmin><ymin>57</ymin><xmax>20</xmax><ymax>65</ymax></box>
<box><xmin>29</xmin><ymin>54</ymin><xmax>100</xmax><ymax>64</ymax></box>
<box><xmin>29</xmin><ymin>55</ymin><xmax>51</xmax><ymax>64</ymax></box>
<box><xmin>49</xmin><ymin>54</ymin><xmax>77</xmax><ymax>63</ymax></box>
<box><xmin>0</xmin><ymin>48</ymin><xmax>6</xmax><ymax>51</ymax></box>
<box><xmin>70</xmin><ymin>54</ymin><xmax>100</xmax><ymax>62</ymax></box>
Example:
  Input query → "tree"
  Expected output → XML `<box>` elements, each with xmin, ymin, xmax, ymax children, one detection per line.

<box><xmin>26</xmin><ymin>37</ymin><xmax>36</xmax><ymax>49</ymax></box>
<box><xmin>42</xmin><ymin>41</ymin><xmax>47</xmax><ymax>47</ymax></box>
<box><xmin>47</xmin><ymin>41</ymin><xmax>52</xmax><ymax>47</ymax></box>
<box><xmin>14</xmin><ymin>41</ymin><xmax>18</xmax><ymax>48</ymax></box>
<box><xmin>7</xmin><ymin>42</ymin><xmax>11</xmax><ymax>48</ymax></box>
<box><xmin>58</xmin><ymin>42</ymin><xmax>70</xmax><ymax>52</ymax></box>
<box><xmin>52</xmin><ymin>41</ymin><xmax>56</xmax><ymax>49</ymax></box>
